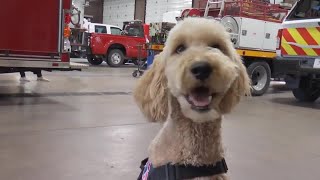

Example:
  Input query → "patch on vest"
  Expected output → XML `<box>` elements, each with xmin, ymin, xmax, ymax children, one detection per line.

<box><xmin>142</xmin><ymin>161</ymin><xmax>153</xmax><ymax>180</ymax></box>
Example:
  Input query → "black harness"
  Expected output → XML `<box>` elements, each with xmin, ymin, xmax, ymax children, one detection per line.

<box><xmin>137</xmin><ymin>158</ymin><xmax>228</xmax><ymax>180</ymax></box>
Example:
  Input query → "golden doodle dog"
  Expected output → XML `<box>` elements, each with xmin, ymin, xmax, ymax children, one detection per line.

<box><xmin>134</xmin><ymin>17</ymin><xmax>251</xmax><ymax>180</ymax></box>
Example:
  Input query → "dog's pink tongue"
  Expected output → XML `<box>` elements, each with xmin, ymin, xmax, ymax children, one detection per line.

<box><xmin>189</xmin><ymin>95</ymin><xmax>211</xmax><ymax>107</ymax></box>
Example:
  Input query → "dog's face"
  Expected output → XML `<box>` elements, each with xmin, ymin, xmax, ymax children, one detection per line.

<box><xmin>134</xmin><ymin>17</ymin><xmax>250</xmax><ymax>123</ymax></box>
<box><xmin>163</xmin><ymin>18</ymin><xmax>250</xmax><ymax>123</ymax></box>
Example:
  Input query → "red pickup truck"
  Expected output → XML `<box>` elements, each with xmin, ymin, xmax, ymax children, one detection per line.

<box><xmin>87</xmin><ymin>21</ymin><xmax>149</xmax><ymax>67</ymax></box>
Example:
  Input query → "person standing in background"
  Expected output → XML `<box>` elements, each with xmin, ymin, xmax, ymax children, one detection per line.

<box><xmin>20</xmin><ymin>69</ymin><xmax>49</xmax><ymax>82</ymax></box>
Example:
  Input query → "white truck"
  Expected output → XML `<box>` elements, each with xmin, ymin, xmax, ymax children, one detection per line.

<box><xmin>274</xmin><ymin>0</ymin><xmax>320</xmax><ymax>102</ymax></box>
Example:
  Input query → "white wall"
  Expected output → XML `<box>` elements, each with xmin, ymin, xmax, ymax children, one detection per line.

<box><xmin>103</xmin><ymin>0</ymin><xmax>135</xmax><ymax>27</ymax></box>
<box><xmin>163</xmin><ymin>11</ymin><xmax>181</xmax><ymax>23</ymax></box>
<box><xmin>146</xmin><ymin>0</ymin><xmax>192</xmax><ymax>23</ymax></box>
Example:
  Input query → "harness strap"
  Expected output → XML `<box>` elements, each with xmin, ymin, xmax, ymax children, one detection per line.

<box><xmin>138</xmin><ymin>158</ymin><xmax>228</xmax><ymax>180</ymax></box>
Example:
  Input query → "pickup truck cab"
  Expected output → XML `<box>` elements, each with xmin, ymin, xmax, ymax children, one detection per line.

<box><xmin>274</xmin><ymin>0</ymin><xmax>320</xmax><ymax>102</ymax></box>
<box><xmin>86</xmin><ymin>23</ymin><xmax>122</xmax><ymax>35</ymax></box>
<box><xmin>87</xmin><ymin>20</ymin><xmax>148</xmax><ymax>67</ymax></box>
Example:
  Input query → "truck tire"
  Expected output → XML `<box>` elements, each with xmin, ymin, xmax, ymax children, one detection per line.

<box><xmin>107</xmin><ymin>49</ymin><xmax>124</xmax><ymax>67</ymax></box>
<box><xmin>87</xmin><ymin>56</ymin><xmax>103</xmax><ymax>65</ymax></box>
<box><xmin>247</xmin><ymin>61</ymin><xmax>271</xmax><ymax>96</ymax></box>
<box><xmin>292</xmin><ymin>78</ymin><xmax>320</xmax><ymax>102</ymax></box>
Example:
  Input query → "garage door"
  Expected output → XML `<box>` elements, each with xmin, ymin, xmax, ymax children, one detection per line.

<box><xmin>145</xmin><ymin>0</ymin><xmax>192</xmax><ymax>23</ymax></box>
<box><xmin>103</xmin><ymin>0</ymin><xmax>135</xmax><ymax>27</ymax></box>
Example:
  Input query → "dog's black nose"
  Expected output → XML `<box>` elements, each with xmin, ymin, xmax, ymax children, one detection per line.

<box><xmin>190</xmin><ymin>62</ymin><xmax>212</xmax><ymax>80</ymax></box>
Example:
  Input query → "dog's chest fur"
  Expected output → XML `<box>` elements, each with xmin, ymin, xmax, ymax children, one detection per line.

<box><xmin>148</xmin><ymin>96</ymin><xmax>227</xmax><ymax>180</ymax></box>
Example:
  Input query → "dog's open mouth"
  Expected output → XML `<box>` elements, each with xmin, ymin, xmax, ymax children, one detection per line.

<box><xmin>186</xmin><ymin>87</ymin><xmax>215</xmax><ymax>112</ymax></box>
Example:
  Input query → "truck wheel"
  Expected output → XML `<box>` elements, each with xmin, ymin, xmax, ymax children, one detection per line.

<box><xmin>87</xmin><ymin>56</ymin><xmax>103</xmax><ymax>65</ymax></box>
<box><xmin>247</xmin><ymin>61</ymin><xmax>271</xmax><ymax>96</ymax></box>
<box><xmin>292</xmin><ymin>78</ymin><xmax>320</xmax><ymax>102</ymax></box>
<box><xmin>107</xmin><ymin>49</ymin><xmax>124</xmax><ymax>67</ymax></box>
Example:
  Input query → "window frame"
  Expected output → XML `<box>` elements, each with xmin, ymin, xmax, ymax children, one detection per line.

<box><xmin>110</xmin><ymin>27</ymin><xmax>122</xmax><ymax>35</ymax></box>
<box><xmin>94</xmin><ymin>25</ymin><xmax>107</xmax><ymax>34</ymax></box>
<box><xmin>286</xmin><ymin>0</ymin><xmax>320</xmax><ymax>21</ymax></box>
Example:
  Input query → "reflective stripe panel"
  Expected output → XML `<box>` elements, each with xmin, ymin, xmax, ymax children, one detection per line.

<box><xmin>281</xmin><ymin>27</ymin><xmax>320</xmax><ymax>56</ymax></box>
<box><xmin>281</xmin><ymin>37</ymin><xmax>297</xmax><ymax>56</ymax></box>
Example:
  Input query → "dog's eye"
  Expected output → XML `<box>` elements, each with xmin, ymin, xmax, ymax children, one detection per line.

<box><xmin>211</xmin><ymin>44</ymin><xmax>220</xmax><ymax>49</ymax></box>
<box><xmin>175</xmin><ymin>45</ymin><xmax>186</xmax><ymax>54</ymax></box>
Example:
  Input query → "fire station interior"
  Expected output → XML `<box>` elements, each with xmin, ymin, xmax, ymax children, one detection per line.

<box><xmin>0</xmin><ymin>0</ymin><xmax>320</xmax><ymax>180</ymax></box>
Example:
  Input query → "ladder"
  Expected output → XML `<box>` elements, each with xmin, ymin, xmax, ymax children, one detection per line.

<box><xmin>203</xmin><ymin>0</ymin><xmax>225</xmax><ymax>18</ymax></box>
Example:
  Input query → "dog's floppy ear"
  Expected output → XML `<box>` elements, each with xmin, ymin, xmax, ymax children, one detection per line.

<box><xmin>133</xmin><ymin>54</ymin><xmax>169</xmax><ymax>122</ymax></box>
<box><xmin>219</xmin><ymin>52</ymin><xmax>251</xmax><ymax>114</ymax></box>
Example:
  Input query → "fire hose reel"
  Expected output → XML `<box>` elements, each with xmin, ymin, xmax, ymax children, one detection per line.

<box><xmin>71</xmin><ymin>5</ymin><xmax>81</xmax><ymax>26</ymax></box>
<box><xmin>221</xmin><ymin>16</ymin><xmax>239</xmax><ymax>45</ymax></box>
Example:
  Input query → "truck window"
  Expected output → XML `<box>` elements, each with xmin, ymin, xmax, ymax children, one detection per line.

<box><xmin>110</xmin><ymin>27</ymin><xmax>122</xmax><ymax>35</ymax></box>
<box><xmin>123</xmin><ymin>25</ymin><xmax>144</xmax><ymax>37</ymax></box>
<box><xmin>95</xmin><ymin>25</ymin><xmax>107</xmax><ymax>33</ymax></box>
<box><xmin>286</xmin><ymin>0</ymin><xmax>320</xmax><ymax>20</ymax></box>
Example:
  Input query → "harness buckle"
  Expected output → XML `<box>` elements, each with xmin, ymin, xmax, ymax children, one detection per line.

<box><xmin>165</xmin><ymin>164</ymin><xmax>177</xmax><ymax>179</ymax></box>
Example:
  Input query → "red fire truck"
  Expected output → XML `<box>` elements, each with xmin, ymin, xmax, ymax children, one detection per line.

<box><xmin>0</xmin><ymin>0</ymin><xmax>86</xmax><ymax>74</ymax></box>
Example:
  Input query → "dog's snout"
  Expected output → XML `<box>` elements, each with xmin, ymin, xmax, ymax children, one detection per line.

<box><xmin>190</xmin><ymin>62</ymin><xmax>212</xmax><ymax>80</ymax></box>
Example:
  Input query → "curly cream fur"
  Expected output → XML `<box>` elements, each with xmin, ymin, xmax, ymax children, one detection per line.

<box><xmin>133</xmin><ymin>17</ymin><xmax>251</xmax><ymax>180</ymax></box>
<box><xmin>133</xmin><ymin>54</ymin><xmax>168</xmax><ymax>122</ymax></box>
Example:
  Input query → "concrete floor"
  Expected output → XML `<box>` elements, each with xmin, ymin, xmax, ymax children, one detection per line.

<box><xmin>0</xmin><ymin>61</ymin><xmax>319</xmax><ymax>180</ymax></box>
